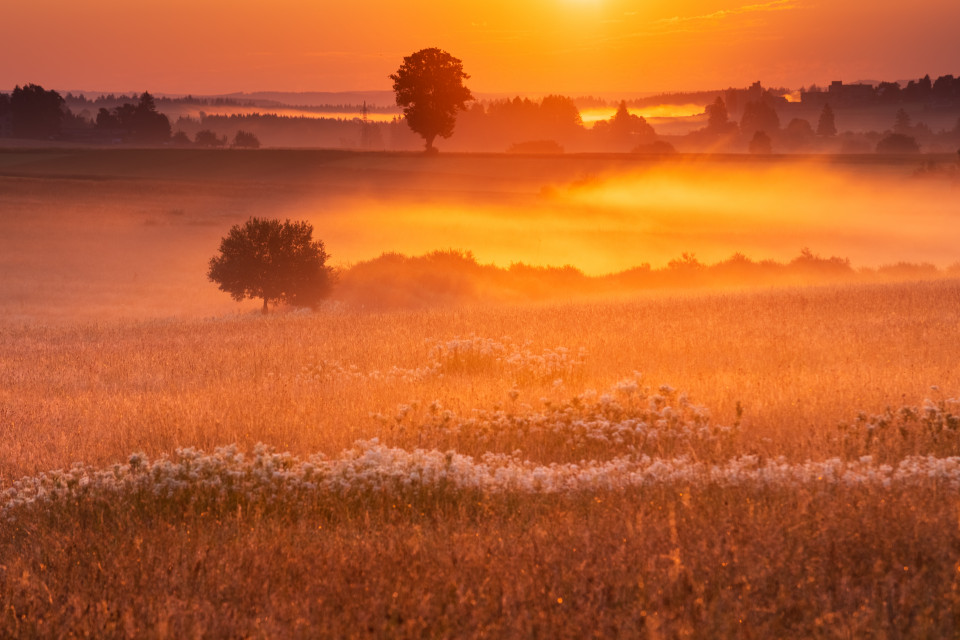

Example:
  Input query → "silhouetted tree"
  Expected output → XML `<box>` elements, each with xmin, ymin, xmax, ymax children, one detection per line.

<box><xmin>94</xmin><ymin>91</ymin><xmax>170</xmax><ymax>143</ymax></box>
<box><xmin>10</xmin><ymin>84</ymin><xmax>65</xmax><ymax>138</ymax></box>
<box><xmin>611</xmin><ymin>101</ymin><xmax>655</xmax><ymax>139</ymax></box>
<box><xmin>932</xmin><ymin>75</ymin><xmax>957</xmax><ymax>102</ymax></box>
<box><xmin>208</xmin><ymin>217</ymin><xmax>333</xmax><ymax>313</ymax></box>
<box><xmin>195</xmin><ymin>129</ymin><xmax>226</xmax><ymax>147</ymax></box>
<box><xmin>539</xmin><ymin>95</ymin><xmax>582</xmax><ymax>133</ymax></box>
<box><xmin>876</xmin><ymin>133</ymin><xmax>920</xmax><ymax>154</ymax></box>
<box><xmin>705</xmin><ymin>97</ymin><xmax>730</xmax><ymax>133</ymax></box>
<box><xmin>666</xmin><ymin>253</ymin><xmax>705</xmax><ymax>282</ymax></box>
<box><xmin>786</xmin><ymin>118</ymin><xmax>814</xmax><ymax>136</ymax></box>
<box><xmin>130</xmin><ymin>92</ymin><xmax>171</xmax><ymax>143</ymax></box>
<box><xmin>532</xmin><ymin>95</ymin><xmax>583</xmax><ymax>146</ymax></box>
<box><xmin>893</xmin><ymin>109</ymin><xmax>912</xmax><ymax>135</ymax></box>
<box><xmin>0</xmin><ymin>94</ymin><xmax>10</xmax><ymax>136</ymax></box>
<box><xmin>232</xmin><ymin>130</ymin><xmax>260</xmax><ymax>148</ymax></box>
<box><xmin>740</xmin><ymin>100</ymin><xmax>780</xmax><ymax>139</ymax></box>
<box><xmin>390</xmin><ymin>48</ymin><xmax>473</xmax><ymax>152</ymax></box>
<box><xmin>903</xmin><ymin>75</ymin><xmax>932</xmax><ymax>102</ymax></box>
<box><xmin>782</xmin><ymin>118</ymin><xmax>814</xmax><ymax>149</ymax></box>
<box><xmin>748</xmin><ymin>130</ymin><xmax>773</xmax><ymax>154</ymax></box>
<box><xmin>816</xmin><ymin>103</ymin><xmax>837</xmax><ymax>137</ymax></box>
<box><xmin>790</xmin><ymin>247</ymin><xmax>853</xmax><ymax>279</ymax></box>
<box><xmin>593</xmin><ymin>101</ymin><xmax>656</xmax><ymax>150</ymax></box>
<box><xmin>876</xmin><ymin>82</ymin><xmax>901</xmax><ymax>103</ymax></box>
<box><xmin>95</xmin><ymin>106</ymin><xmax>122</xmax><ymax>130</ymax></box>
<box><xmin>461</xmin><ymin>95</ymin><xmax>584</xmax><ymax>151</ymax></box>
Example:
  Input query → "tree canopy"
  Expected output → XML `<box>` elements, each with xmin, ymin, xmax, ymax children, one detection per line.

<box><xmin>390</xmin><ymin>48</ymin><xmax>474</xmax><ymax>152</ymax></box>
<box><xmin>748</xmin><ymin>130</ymin><xmax>773</xmax><ymax>154</ymax></box>
<box><xmin>195</xmin><ymin>129</ymin><xmax>227</xmax><ymax>147</ymax></box>
<box><xmin>208</xmin><ymin>217</ymin><xmax>333</xmax><ymax>313</ymax></box>
<box><xmin>816</xmin><ymin>103</ymin><xmax>837</xmax><ymax>137</ymax></box>
<box><xmin>705</xmin><ymin>97</ymin><xmax>730</xmax><ymax>133</ymax></box>
<box><xmin>95</xmin><ymin>92</ymin><xmax>171</xmax><ymax>143</ymax></box>
<box><xmin>594</xmin><ymin>101</ymin><xmax>656</xmax><ymax>147</ymax></box>
<box><xmin>10</xmin><ymin>84</ymin><xmax>65</xmax><ymax>138</ymax></box>
<box><xmin>232</xmin><ymin>130</ymin><xmax>260</xmax><ymax>148</ymax></box>
<box><xmin>739</xmin><ymin>100</ymin><xmax>780</xmax><ymax>138</ymax></box>
<box><xmin>876</xmin><ymin>133</ymin><xmax>920</xmax><ymax>154</ymax></box>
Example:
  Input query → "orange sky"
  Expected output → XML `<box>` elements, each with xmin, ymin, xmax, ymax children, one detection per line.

<box><xmin>3</xmin><ymin>0</ymin><xmax>959</xmax><ymax>97</ymax></box>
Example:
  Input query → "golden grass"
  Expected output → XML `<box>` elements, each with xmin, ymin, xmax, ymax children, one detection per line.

<box><xmin>4</xmin><ymin>150</ymin><xmax>960</xmax><ymax>636</ymax></box>
<box><xmin>3</xmin><ymin>279</ymin><xmax>960</xmax><ymax>637</ymax></box>
<box><xmin>7</xmin><ymin>488</ymin><xmax>960</xmax><ymax>638</ymax></box>
<box><xmin>3</xmin><ymin>280</ymin><xmax>960</xmax><ymax>478</ymax></box>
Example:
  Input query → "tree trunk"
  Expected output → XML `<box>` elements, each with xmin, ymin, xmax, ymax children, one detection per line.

<box><xmin>262</xmin><ymin>297</ymin><xmax>269</xmax><ymax>314</ymax></box>
<box><xmin>424</xmin><ymin>134</ymin><xmax>436</xmax><ymax>153</ymax></box>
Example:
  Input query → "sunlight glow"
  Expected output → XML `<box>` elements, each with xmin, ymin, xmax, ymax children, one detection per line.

<box><xmin>294</xmin><ymin>163</ymin><xmax>960</xmax><ymax>277</ymax></box>
<box><xmin>580</xmin><ymin>104</ymin><xmax>705</xmax><ymax>126</ymax></box>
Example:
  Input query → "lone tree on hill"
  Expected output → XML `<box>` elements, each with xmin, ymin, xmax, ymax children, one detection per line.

<box><xmin>390</xmin><ymin>47</ymin><xmax>473</xmax><ymax>152</ymax></box>
<box><xmin>208</xmin><ymin>218</ymin><xmax>333</xmax><ymax>313</ymax></box>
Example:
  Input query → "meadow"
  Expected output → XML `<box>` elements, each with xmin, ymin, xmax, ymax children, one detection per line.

<box><xmin>2</xmin><ymin>149</ymin><xmax>960</xmax><ymax>637</ymax></box>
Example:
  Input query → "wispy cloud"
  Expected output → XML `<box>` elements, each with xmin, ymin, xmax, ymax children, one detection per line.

<box><xmin>654</xmin><ymin>0</ymin><xmax>801</xmax><ymax>29</ymax></box>
<box><xmin>587</xmin><ymin>0</ymin><xmax>803</xmax><ymax>48</ymax></box>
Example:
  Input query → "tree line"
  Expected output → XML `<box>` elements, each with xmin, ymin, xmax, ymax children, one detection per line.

<box><xmin>4</xmin><ymin>59</ymin><xmax>959</xmax><ymax>154</ymax></box>
<box><xmin>0</xmin><ymin>84</ymin><xmax>260</xmax><ymax>147</ymax></box>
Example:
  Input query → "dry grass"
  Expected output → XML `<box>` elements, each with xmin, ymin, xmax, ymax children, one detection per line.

<box><xmin>7</xmin><ymin>487</ymin><xmax>960</xmax><ymax>638</ymax></box>
<box><xmin>4</xmin><ymin>279</ymin><xmax>960</xmax><ymax>637</ymax></box>
<box><xmin>4</xmin><ymin>150</ymin><xmax>960</xmax><ymax>637</ymax></box>
<box><xmin>4</xmin><ymin>280</ymin><xmax>960</xmax><ymax>478</ymax></box>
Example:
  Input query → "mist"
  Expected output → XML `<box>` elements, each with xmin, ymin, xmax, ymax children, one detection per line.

<box><xmin>304</xmin><ymin>159</ymin><xmax>960</xmax><ymax>276</ymax></box>
<box><xmin>1</xmin><ymin>151</ymin><xmax>957</xmax><ymax>321</ymax></box>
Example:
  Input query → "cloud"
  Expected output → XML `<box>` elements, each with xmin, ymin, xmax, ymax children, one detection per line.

<box><xmin>654</xmin><ymin>0</ymin><xmax>801</xmax><ymax>29</ymax></box>
<box><xmin>588</xmin><ymin>0</ymin><xmax>803</xmax><ymax>48</ymax></box>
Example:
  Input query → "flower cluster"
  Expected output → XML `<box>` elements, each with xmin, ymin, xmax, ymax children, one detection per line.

<box><xmin>8</xmin><ymin>442</ymin><xmax>960</xmax><ymax>521</ymax></box>
<box><xmin>836</xmin><ymin>393</ymin><xmax>960</xmax><ymax>459</ymax></box>
<box><xmin>386</xmin><ymin>378</ymin><xmax>732</xmax><ymax>461</ymax></box>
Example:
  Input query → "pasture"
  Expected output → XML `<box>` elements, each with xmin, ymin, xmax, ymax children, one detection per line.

<box><xmin>2</xmin><ymin>149</ymin><xmax>960</xmax><ymax>637</ymax></box>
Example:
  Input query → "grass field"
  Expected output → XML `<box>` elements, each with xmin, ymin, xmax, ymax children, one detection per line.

<box><xmin>2</xmin><ymin>149</ymin><xmax>960</xmax><ymax>637</ymax></box>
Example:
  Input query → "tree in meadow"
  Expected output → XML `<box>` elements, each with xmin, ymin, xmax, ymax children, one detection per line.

<box><xmin>208</xmin><ymin>218</ymin><xmax>333</xmax><ymax>313</ymax></box>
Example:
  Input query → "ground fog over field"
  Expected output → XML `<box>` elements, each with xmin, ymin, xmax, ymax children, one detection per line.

<box><xmin>0</xmin><ymin>150</ymin><xmax>957</xmax><ymax>321</ymax></box>
<box><xmin>3</xmin><ymin>149</ymin><xmax>960</xmax><ymax>637</ymax></box>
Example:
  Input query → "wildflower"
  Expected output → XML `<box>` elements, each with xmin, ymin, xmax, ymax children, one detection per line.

<box><xmin>128</xmin><ymin>452</ymin><xmax>146</xmax><ymax>470</ymax></box>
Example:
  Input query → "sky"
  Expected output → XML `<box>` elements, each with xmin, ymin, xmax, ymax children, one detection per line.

<box><xmin>2</xmin><ymin>0</ymin><xmax>959</xmax><ymax>97</ymax></box>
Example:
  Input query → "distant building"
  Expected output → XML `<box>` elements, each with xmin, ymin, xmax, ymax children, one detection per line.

<box><xmin>802</xmin><ymin>81</ymin><xmax>876</xmax><ymax>107</ymax></box>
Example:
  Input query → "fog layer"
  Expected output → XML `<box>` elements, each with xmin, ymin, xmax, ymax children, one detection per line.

<box><xmin>0</xmin><ymin>151</ymin><xmax>956</xmax><ymax>321</ymax></box>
